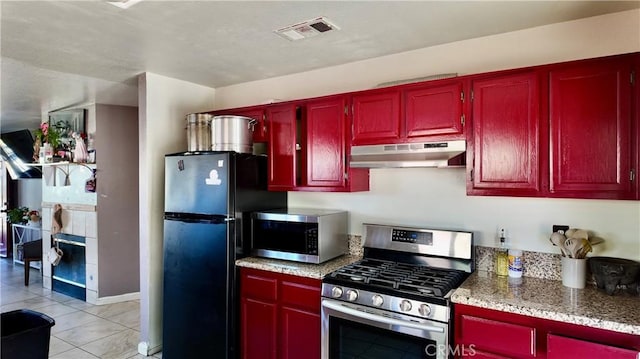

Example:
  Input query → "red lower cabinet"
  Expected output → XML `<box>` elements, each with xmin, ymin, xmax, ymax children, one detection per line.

<box><xmin>240</xmin><ymin>268</ymin><xmax>321</xmax><ymax>359</ymax></box>
<box><xmin>280</xmin><ymin>306</ymin><xmax>321</xmax><ymax>359</ymax></box>
<box><xmin>241</xmin><ymin>297</ymin><xmax>277</xmax><ymax>359</ymax></box>
<box><xmin>547</xmin><ymin>334</ymin><xmax>639</xmax><ymax>359</ymax></box>
<box><xmin>455</xmin><ymin>304</ymin><xmax>640</xmax><ymax>359</ymax></box>
<box><xmin>459</xmin><ymin>315</ymin><xmax>536</xmax><ymax>358</ymax></box>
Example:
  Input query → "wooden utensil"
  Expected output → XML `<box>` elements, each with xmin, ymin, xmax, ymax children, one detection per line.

<box><xmin>564</xmin><ymin>238</ymin><xmax>580</xmax><ymax>258</ymax></box>
<box><xmin>575</xmin><ymin>238</ymin><xmax>592</xmax><ymax>259</ymax></box>
<box><xmin>550</xmin><ymin>232</ymin><xmax>569</xmax><ymax>257</ymax></box>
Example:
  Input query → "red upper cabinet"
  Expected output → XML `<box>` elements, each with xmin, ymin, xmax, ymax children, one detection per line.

<box><xmin>351</xmin><ymin>90</ymin><xmax>401</xmax><ymax>145</ymax></box>
<box><xmin>305</xmin><ymin>97</ymin><xmax>347</xmax><ymax>188</ymax></box>
<box><xmin>404</xmin><ymin>80</ymin><xmax>465</xmax><ymax>140</ymax></box>
<box><xmin>468</xmin><ymin>71</ymin><xmax>543</xmax><ymax>196</ymax></box>
<box><xmin>266</xmin><ymin>103</ymin><xmax>299</xmax><ymax>191</ymax></box>
<box><xmin>266</xmin><ymin>97</ymin><xmax>369</xmax><ymax>192</ymax></box>
<box><xmin>234</xmin><ymin>107</ymin><xmax>268</xmax><ymax>143</ymax></box>
<box><xmin>303</xmin><ymin>95</ymin><xmax>369</xmax><ymax>192</ymax></box>
<box><xmin>352</xmin><ymin>81</ymin><xmax>465</xmax><ymax>146</ymax></box>
<box><xmin>549</xmin><ymin>57</ymin><xmax>635</xmax><ymax>199</ymax></box>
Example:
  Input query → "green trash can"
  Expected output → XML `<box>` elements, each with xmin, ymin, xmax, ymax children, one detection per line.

<box><xmin>1</xmin><ymin>309</ymin><xmax>55</xmax><ymax>359</ymax></box>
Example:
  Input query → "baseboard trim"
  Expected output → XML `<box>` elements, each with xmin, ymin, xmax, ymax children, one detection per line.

<box><xmin>138</xmin><ymin>341</ymin><xmax>162</xmax><ymax>356</ymax></box>
<box><xmin>95</xmin><ymin>291</ymin><xmax>140</xmax><ymax>305</ymax></box>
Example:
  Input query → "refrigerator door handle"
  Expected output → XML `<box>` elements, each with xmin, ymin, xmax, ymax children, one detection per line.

<box><xmin>164</xmin><ymin>212</ymin><xmax>231</xmax><ymax>224</ymax></box>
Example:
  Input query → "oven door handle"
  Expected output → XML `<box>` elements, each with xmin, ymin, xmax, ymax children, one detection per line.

<box><xmin>322</xmin><ymin>299</ymin><xmax>445</xmax><ymax>333</ymax></box>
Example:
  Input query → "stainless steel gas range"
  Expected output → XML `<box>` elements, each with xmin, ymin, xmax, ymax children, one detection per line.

<box><xmin>321</xmin><ymin>223</ymin><xmax>474</xmax><ymax>359</ymax></box>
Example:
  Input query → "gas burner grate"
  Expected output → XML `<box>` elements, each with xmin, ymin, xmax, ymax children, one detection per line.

<box><xmin>326</xmin><ymin>259</ymin><xmax>468</xmax><ymax>298</ymax></box>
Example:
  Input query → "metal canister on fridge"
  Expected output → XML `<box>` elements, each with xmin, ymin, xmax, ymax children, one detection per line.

<box><xmin>186</xmin><ymin>113</ymin><xmax>212</xmax><ymax>151</ymax></box>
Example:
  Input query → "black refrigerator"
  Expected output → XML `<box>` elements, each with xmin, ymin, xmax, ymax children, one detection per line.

<box><xmin>162</xmin><ymin>151</ymin><xmax>286</xmax><ymax>358</ymax></box>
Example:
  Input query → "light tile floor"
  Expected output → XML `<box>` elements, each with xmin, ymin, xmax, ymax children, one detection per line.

<box><xmin>0</xmin><ymin>258</ymin><xmax>161</xmax><ymax>358</ymax></box>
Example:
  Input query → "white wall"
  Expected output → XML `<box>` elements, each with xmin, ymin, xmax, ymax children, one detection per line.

<box><xmin>214</xmin><ymin>10</ymin><xmax>640</xmax><ymax>109</ymax></box>
<box><xmin>213</xmin><ymin>10</ymin><xmax>640</xmax><ymax>260</ymax></box>
<box><xmin>17</xmin><ymin>179</ymin><xmax>42</xmax><ymax>211</ymax></box>
<box><xmin>137</xmin><ymin>73</ymin><xmax>215</xmax><ymax>355</ymax></box>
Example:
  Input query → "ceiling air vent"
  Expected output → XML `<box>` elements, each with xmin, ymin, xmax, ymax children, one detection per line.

<box><xmin>275</xmin><ymin>17</ymin><xmax>340</xmax><ymax>41</ymax></box>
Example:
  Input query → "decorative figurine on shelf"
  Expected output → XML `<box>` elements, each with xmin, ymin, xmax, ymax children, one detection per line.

<box><xmin>33</xmin><ymin>136</ymin><xmax>41</xmax><ymax>162</ymax></box>
<box><xmin>72</xmin><ymin>131</ymin><xmax>88</xmax><ymax>163</ymax></box>
<box><xmin>85</xmin><ymin>169</ymin><xmax>96</xmax><ymax>193</ymax></box>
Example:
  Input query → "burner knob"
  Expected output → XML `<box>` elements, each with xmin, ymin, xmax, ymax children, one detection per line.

<box><xmin>331</xmin><ymin>287</ymin><xmax>343</xmax><ymax>298</ymax></box>
<box><xmin>371</xmin><ymin>295</ymin><xmax>384</xmax><ymax>307</ymax></box>
<box><xmin>346</xmin><ymin>289</ymin><xmax>359</xmax><ymax>302</ymax></box>
<box><xmin>418</xmin><ymin>304</ymin><xmax>431</xmax><ymax>317</ymax></box>
<box><xmin>399</xmin><ymin>299</ymin><xmax>412</xmax><ymax>312</ymax></box>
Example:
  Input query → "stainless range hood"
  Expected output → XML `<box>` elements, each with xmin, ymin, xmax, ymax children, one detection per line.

<box><xmin>350</xmin><ymin>140</ymin><xmax>465</xmax><ymax>168</ymax></box>
<box><xmin>0</xmin><ymin>130</ymin><xmax>42</xmax><ymax>179</ymax></box>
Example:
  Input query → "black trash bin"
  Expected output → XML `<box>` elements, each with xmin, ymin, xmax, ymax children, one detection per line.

<box><xmin>1</xmin><ymin>309</ymin><xmax>55</xmax><ymax>359</ymax></box>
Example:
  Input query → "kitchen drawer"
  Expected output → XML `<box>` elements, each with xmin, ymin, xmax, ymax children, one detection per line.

<box><xmin>461</xmin><ymin>348</ymin><xmax>511</xmax><ymax>358</ymax></box>
<box><xmin>241</xmin><ymin>269</ymin><xmax>278</xmax><ymax>302</ymax></box>
<box><xmin>547</xmin><ymin>334</ymin><xmax>639</xmax><ymax>359</ymax></box>
<box><xmin>460</xmin><ymin>315</ymin><xmax>536</xmax><ymax>358</ymax></box>
<box><xmin>281</xmin><ymin>278</ymin><xmax>321</xmax><ymax>312</ymax></box>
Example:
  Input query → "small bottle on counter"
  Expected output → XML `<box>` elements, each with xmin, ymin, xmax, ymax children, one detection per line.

<box><xmin>87</xmin><ymin>137</ymin><xmax>96</xmax><ymax>163</ymax></box>
<box><xmin>508</xmin><ymin>249</ymin><xmax>524</xmax><ymax>278</ymax></box>
<box><xmin>496</xmin><ymin>229</ymin><xmax>509</xmax><ymax>276</ymax></box>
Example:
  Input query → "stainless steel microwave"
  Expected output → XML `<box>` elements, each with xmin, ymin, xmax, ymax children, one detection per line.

<box><xmin>251</xmin><ymin>208</ymin><xmax>348</xmax><ymax>264</ymax></box>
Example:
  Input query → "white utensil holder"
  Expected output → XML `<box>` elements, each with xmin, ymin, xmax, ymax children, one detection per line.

<box><xmin>561</xmin><ymin>257</ymin><xmax>587</xmax><ymax>289</ymax></box>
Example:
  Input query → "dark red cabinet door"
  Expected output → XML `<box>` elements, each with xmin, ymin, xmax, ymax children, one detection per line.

<box><xmin>549</xmin><ymin>58</ymin><xmax>634</xmax><ymax>199</ymax></box>
<box><xmin>267</xmin><ymin>104</ymin><xmax>298</xmax><ymax>190</ymax></box>
<box><xmin>241</xmin><ymin>268</ymin><xmax>321</xmax><ymax>359</ymax></box>
<box><xmin>459</xmin><ymin>315</ymin><xmax>537</xmax><ymax>358</ymax></box>
<box><xmin>305</xmin><ymin>97</ymin><xmax>347</xmax><ymax>188</ymax></box>
<box><xmin>404</xmin><ymin>81</ymin><xmax>464</xmax><ymax>140</ymax></box>
<box><xmin>547</xmin><ymin>334</ymin><xmax>639</xmax><ymax>359</ymax></box>
<box><xmin>352</xmin><ymin>90</ymin><xmax>401</xmax><ymax>145</ymax></box>
<box><xmin>468</xmin><ymin>72</ymin><xmax>542</xmax><ymax>196</ymax></box>
<box><xmin>241</xmin><ymin>297</ymin><xmax>277</xmax><ymax>359</ymax></box>
<box><xmin>280</xmin><ymin>307</ymin><xmax>321</xmax><ymax>359</ymax></box>
<box><xmin>455</xmin><ymin>304</ymin><xmax>640</xmax><ymax>359</ymax></box>
<box><xmin>234</xmin><ymin>108</ymin><xmax>268</xmax><ymax>143</ymax></box>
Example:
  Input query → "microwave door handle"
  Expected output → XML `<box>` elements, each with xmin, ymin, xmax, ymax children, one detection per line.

<box><xmin>322</xmin><ymin>299</ymin><xmax>445</xmax><ymax>334</ymax></box>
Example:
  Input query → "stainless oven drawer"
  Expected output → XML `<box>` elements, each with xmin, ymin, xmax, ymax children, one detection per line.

<box><xmin>321</xmin><ymin>298</ymin><xmax>450</xmax><ymax>359</ymax></box>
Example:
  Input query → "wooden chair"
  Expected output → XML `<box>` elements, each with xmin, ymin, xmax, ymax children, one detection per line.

<box><xmin>20</xmin><ymin>239</ymin><xmax>42</xmax><ymax>286</ymax></box>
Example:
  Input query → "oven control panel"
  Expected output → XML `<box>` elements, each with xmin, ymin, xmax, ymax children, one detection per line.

<box><xmin>391</xmin><ymin>229</ymin><xmax>433</xmax><ymax>245</ymax></box>
<box><xmin>321</xmin><ymin>283</ymin><xmax>449</xmax><ymax>323</ymax></box>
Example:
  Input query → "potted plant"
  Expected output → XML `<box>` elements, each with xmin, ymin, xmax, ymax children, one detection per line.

<box><xmin>34</xmin><ymin>122</ymin><xmax>65</xmax><ymax>161</ymax></box>
<box><xmin>7</xmin><ymin>207</ymin><xmax>29</xmax><ymax>225</ymax></box>
<box><xmin>27</xmin><ymin>210</ymin><xmax>41</xmax><ymax>225</ymax></box>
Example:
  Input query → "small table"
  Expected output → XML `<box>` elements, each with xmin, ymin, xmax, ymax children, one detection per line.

<box><xmin>12</xmin><ymin>224</ymin><xmax>42</xmax><ymax>270</ymax></box>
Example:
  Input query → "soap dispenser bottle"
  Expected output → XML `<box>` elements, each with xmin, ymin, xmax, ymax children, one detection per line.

<box><xmin>495</xmin><ymin>229</ymin><xmax>509</xmax><ymax>276</ymax></box>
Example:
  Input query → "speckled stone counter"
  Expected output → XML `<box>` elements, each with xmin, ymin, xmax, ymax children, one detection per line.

<box><xmin>451</xmin><ymin>271</ymin><xmax>640</xmax><ymax>335</ymax></box>
<box><xmin>235</xmin><ymin>254</ymin><xmax>362</xmax><ymax>280</ymax></box>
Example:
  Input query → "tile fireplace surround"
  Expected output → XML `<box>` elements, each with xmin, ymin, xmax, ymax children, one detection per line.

<box><xmin>41</xmin><ymin>202</ymin><xmax>99</xmax><ymax>303</ymax></box>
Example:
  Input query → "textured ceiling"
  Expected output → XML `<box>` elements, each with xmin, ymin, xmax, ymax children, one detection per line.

<box><xmin>2</xmin><ymin>1</ymin><xmax>639</xmax><ymax>132</ymax></box>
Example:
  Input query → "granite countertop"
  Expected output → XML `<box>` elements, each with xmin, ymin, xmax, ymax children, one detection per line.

<box><xmin>451</xmin><ymin>271</ymin><xmax>640</xmax><ymax>335</ymax></box>
<box><xmin>235</xmin><ymin>254</ymin><xmax>363</xmax><ymax>280</ymax></box>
